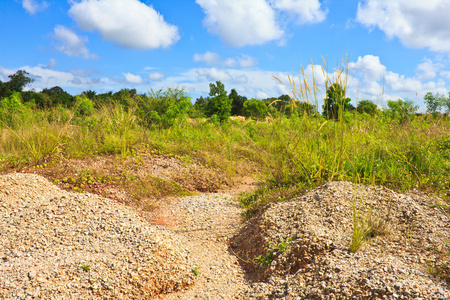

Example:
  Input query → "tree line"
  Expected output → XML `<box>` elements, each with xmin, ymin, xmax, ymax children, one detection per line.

<box><xmin>1</xmin><ymin>70</ymin><xmax>449</xmax><ymax>128</ymax></box>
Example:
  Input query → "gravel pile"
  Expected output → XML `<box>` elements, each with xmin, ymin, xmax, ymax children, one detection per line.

<box><xmin>0</xmin><ymin>173</ymin><xmax>195</xmax><ymax>299</ymax></box>
<box><xmin>232</xmin><ymin>181</ymin><xmax>450</xmax><ymax>299</ymax></box>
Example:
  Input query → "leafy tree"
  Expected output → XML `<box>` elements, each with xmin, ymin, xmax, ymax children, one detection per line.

<box><xmin>194</xmin><ymin>96</ymin><xmax>209</xmax><ymax>115</ymax></box>
<box><xmin>423</xmin><ymin>92</ymin><xmax>445</xmax><ymax>114</ymax></box>
<box><xmin>0</xmin><ymin>92</ymin><xmax>33</xmax><ymax>128</ymax></box>
<box><xmin>82</xmin><ymin>90</ymin><xmax>97</xmax><ymax>100</ymax></box>
<box><xmin>205</xmin><ymin>81</ymin><xmax>232</xmax><ymax>122</ymax></box>
<box><xmin>357</xmin><ymin>100</ymin><xmax>378</xmax><ymax>116</ymax></box>
<box><xmin>242</xmin><ymin>98</ymin><xmax>268</xmax><ymax>120</ymax></box>
<box><xmin>322</xmin><ymin>83</ymin><xmax>352</xmax><ymax>120</ymax></box>
<box><xmin>229</xmin><ymin>89</ymin><xmax>247</xmax><ymax>116</ymax></box>
<box><xmin>137</xmin><ymin>88</ymin><xmax>192</xmax><ymax>129</ymax></box>
<box><xmin>7</xmin><ymin>70</ymin><xmax>34</xmax><ymax>92</ymax></box>
<box><xmin>42</xmin><ymin>86</ymin><xmax>75</xmax><ymax>107</ymax></box>
<box><xmin>385</xmin><ymin>98</ymin><xmax>419</xmax><ymax>123</ymax></box>
<box><xmin>0</xmin><ymin>70</ymin><xmax>34</xmax><ymax>98</ymax></box>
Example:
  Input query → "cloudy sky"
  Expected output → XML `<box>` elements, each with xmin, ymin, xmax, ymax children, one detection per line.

<box><xmin>2</xmin><ymin>0</ymin><xmax>450</xmax><ymax>110</ymax></box>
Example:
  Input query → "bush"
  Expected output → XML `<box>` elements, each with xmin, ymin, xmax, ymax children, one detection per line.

<box><xmin>242</xmin><ymin>99</ymin><xmax>268</xmax><ymax>120</ymax></box>
<box><xmin>205</xmin><ymin>81</ymin><xmax>232</xmax><ymax>122</ymax></box>
<box><xmin>0</xmin><ymin>92</ymin><xmax>34</xmax><ymax>128</ymax></box>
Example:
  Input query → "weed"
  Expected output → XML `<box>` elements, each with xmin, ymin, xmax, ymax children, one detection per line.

<box><xmin>192</xmin><ymin>266</ymin><xmax>200</xmax><ymax>276</ymax></box>
<box><xmin>80</xmin><ymin>264</ymin><xmax>90</xmax><ymax>272</ymax></box>
<box><xmin>349</xmin><ymin>196</ymin><xmax>374</xmax><ymax>253</ymax></box>
<box><xmin>253</xmin><ymin>238</ymin><xmax>292</xmax><ymax>266</ymax></box>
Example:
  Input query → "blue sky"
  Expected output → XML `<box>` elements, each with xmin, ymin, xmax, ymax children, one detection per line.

<box><xmin>2</xmin><ymin>0</ymin><xmax>450</xmax><ymax>111</ymax></box>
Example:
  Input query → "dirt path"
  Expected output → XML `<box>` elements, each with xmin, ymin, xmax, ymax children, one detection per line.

<box><xmin>153</xmin><ymin>192</ymin><xmax>253</xmax><ymax>299</ymax></box>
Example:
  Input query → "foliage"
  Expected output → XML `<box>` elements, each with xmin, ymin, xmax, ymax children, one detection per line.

<box><xmin>357</xmin><ymin>100</ymin><xmax>378</xmax><ymax>116</ymax></box>
<box><xmin>229</xmin><ymin>89</ymin><xmax>247</xmax><ymax>116</ymax></box>
<box><xmin>385</xmin><ymin>98</ymin><xmax>419</xmax><ymax>123</ymax></box>
<box><xmin>75</xmin><ymin>95</ymin><xmax>95</xmax><ymax>116</ymax></box>
<box><xmin>0</xmin><ymin>70</ymin><xmax>35</xmax><ymax>98</ymax></box>
<box><xmin>0</xmin><ymin>92</ymin><xmax>34</xmax><ymax>128</ymax></box>
<box><xmin>242</xmin><ymin>98</ymin><xmax>268</xmax><ymax>120</ymax></box>
<box><xmin>205</xmin><ymin>81</ymin><xmax>232</xmax><ymax>122</ymax></box>
<box><xmin>253</xmin><ymin>238</ymin><xmax>292</xmax><ymax>266</ymax></box>
<box><xmin>42</xmin><ymin>86</ymin><xmax>75</xmax><ymax>107</ymax></box>
<box><xmin>322</xmin><ymin>83</ymin><xmax>352</xmax><ymax>120</ymax></box>
<box><xmin>423</xmin><ymin>92</ymin><xmax>443</xmax><ymax>114</ymax></box>
<box><xmin>136</xmin><ymin>88</ymin><xmax>192</xmax><ymax>129</ymax></box>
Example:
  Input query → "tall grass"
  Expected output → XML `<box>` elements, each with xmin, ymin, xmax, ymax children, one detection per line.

<box><xmin>1</xmin><ymin>85</ymin><xmax>450</xmax><ymax>203</ymax></box>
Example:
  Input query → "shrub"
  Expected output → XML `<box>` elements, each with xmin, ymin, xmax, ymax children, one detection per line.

<box><xmin>242</xmin><ymin>98</ymin><xmax>268</xmax><ymax>120</ymax></box>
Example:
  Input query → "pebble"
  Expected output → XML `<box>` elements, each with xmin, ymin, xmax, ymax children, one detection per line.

<box><xmin>0</xmin><ymin>173</ymin><xmax>195</xmax><ymax>299</ymax></box>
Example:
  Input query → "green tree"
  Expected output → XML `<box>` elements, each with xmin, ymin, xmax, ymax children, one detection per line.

<box><xmin>194</xmin><ymin>96</ymin><xmax>209</xmax><ymax>115</ymax></box>
<box><xmin>42</xmin><ymin>86</ymin><xmax>75</xmax><ymax>107</ymax></box>
<box><xmin>229</xmin><ymin>89</ymin><xmax>247</xmax><ymax>116</ymax></box>
<box><xmin>205</xmin><ymin>81</ymin><xmax>232</xmax><ymax>122</ymax></box>
<box><xmin>7</xmin><ymin>70</ymin><xmax>34</xmax><ymax>93</ymax></box>
<box><xmin>136</xmin><ymin>88</ymin><xmax>192</xmax><ymax>128</ymax></box>
<box><xmin>357</xmin><ymin>100</ymin><xmax>378</xmax><ymax>116</ymax></box>
<box><xmin>322</xmin><ymin>83</ymin><xmax>352</xmax><ymax>120</ymax></box>
<box><xmin>385</xmin><ymin>98</ymin><xmax>419</xmax><ymax>123</ymax></box>
<box><xmin>0</xmin><ymin>70</ymin><xmax>34</xmax><ymax>98</ymax></box>
<box><xmin>423</xmin><ymin>92</ymin><xmax>445</xmax><ymax>114</ymax></box>
<box><xmin>242</xmin><ymin>98</ymin><xmax>268</xmax><ymax>120</ymax></box>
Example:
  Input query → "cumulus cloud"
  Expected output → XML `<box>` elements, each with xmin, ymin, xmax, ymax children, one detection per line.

<box><xmin>223</xmin><ymin>55</ymin><xmax>258</xmax><ymax>68</ymax></box>
<box><xmin>122</xmin><ymin>72</ymin><xmax>143</xmax><ymax>84</ymax></box>
<box><xmin>416</xmin><ymin>58</ymin><xmax>441</xmax><ymax>80</ymax></box>
<box><xmin>193</xmin><ymin>52</ymin><xmax>221</xmax><ymax>65</ymax></box>
<box><xmin>0</xmin><ymin>65</ymin><xmax>103</xmax><ymax>92</ymax></box>
<box><xmin>194</xmin><ymin>52</ymin><xmax>258</xmax><ymax>68</ymax></box>
<box><xmin>148</xmin><ymin>72</ymin><xmax>165</xmax><ymax>81</ymax></box>
<box><xmin>345</xmin><ymin>54</ymin><xmax>450</xmax><ymax>110</ymax></box>
<box><xmin>196</xmin><ymin>0</ymin><xmax>284</xmax><ymax>47</ymax></box>
<box><xmin>69</xmin><ymin>0</ymin><xmax>180</xmax><ymax>49</ymax></box>
<box><xmin>269</xmin><ymin>0</ymin><xmax>327</xmax><ymax>24</ymax></box>
<box><xmin>196</xmin><ymin>68</ymin><xmax>233</xmax><ymax>82</ymax></box>
<box><xmin>356</xmin><ymin>0</ymin><xmax>450</xmax><ymax>52</ymax></box>
<box><xmin>349</xmin><ymin>55</ymin><xmax>386</xmax><ymax>82</ymax></box>
<box><xmin>53</xmin><ymin>25</ymin><xmax>98</xmax><ymax>59</ymax></box>
<box><xmin>22</xmin><ymin>0</ymin><xmax>48</xmax><ymax>14</ymax></box>
<box><xmin>196</xmin><ymin>0</ymin><xmax>327</xmax><ymax>47</ymax></box>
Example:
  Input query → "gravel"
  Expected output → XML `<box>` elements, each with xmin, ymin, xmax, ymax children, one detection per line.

<box><xmin>232</xmin><ymin>181</ymin><xmax>450</xmax><ymax>299</ymax></box>
<box><xmin>0</xmin><ymin>173</ymin><xmax>194</xmax><ymax>299</ymax></box>
<box><xmin>1</xmin><ymin>173</ymin><xmax>449</xmax><ymax>300</ymax></box>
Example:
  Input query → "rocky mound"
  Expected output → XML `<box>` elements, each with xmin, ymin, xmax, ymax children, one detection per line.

<box><xmin>232</xmin><ymin>181</ymin><xmax>449</xmax><ymax>299</ymax></box>
<box><xmin>0</xmin><ymin>173</ymin><xmax>195</xmax><ymax>299</ymax></box>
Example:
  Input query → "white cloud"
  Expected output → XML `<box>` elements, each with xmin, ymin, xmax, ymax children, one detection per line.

<box><xmin>0</xmin><ymin>65</ymin><xmax>102</xmax><ymax>92</ymax></box>
<box><xmin>193</xmin><ymin>52</ymin><xmax>221</xmax><ymax>65</ymax></box>
<box><xmin>196</xmin><ymin>0</ymin><xmax>284</xmax><ymax>47</ymax></box>
<box><xmin>53</xmin><ymin>25</ymin><xmax>98</xmax><ymax>59</ymax></box>
<box><xmin>416</xmin><ymin>58</ymin><xmax>441</xmax><ymax>80</ymax></box>
<box><xmin>256</xmin><ymin>91</ymin><xmax>269</xmax><ymax>99</ymax></box>
<box><xmin>345</xmin><ymin>54</ymin><xmax>450</xmax><ymax>111</ymax></box>
<box><xmin>122</xmin><ymin>72</ymin><xmax>143</xmax><ymax>84</ymax></box>
<box><xmin>196</xmin><ymin>0</ymin><xmax>327</xmax><ymax>47</ymax></box>
<box><xmin>148</xmin><ymin>72</ymin><xmax>165</xmax><ymax>81</ymax></box>
<box><xmin>69</xmin><ymin>0</ymin><xmax>179</xmax><ymax>50</ymax></box>
<box><xmin>194</xmin><ymin>52</ymin><xmax>258</xmax><ymax>68</ymax></box>
<box><xmin>237</xmin><ymin>55</ymin><xmax>258</xmax><ymax>68</ymax></box>
<box><xmin>46</xmin><ymin>58</ymin><xmax>57</xmax><ymax>69</ymax></box>
<box><xmin>196</xmin><ymin>68</ymin><xmax>233</xmax><ymax>82</ymax></box>
<box><xmin>269</xmin><ymin>0</ymin><xmax>328</xmax><ymax>24</ymax></box>
<box><xmin>349</xmin><ymin>55</ymin><xmax>386</xmax><ymax>82</ymax></box>
<box><xmin>356</xmin><ymin>0</ymin><xmax>450</xmax><ymax>52</ymax></box>
<box><xmin>22</xmin><ymin>0</ymin><xmax>48</xmax><ymax>14</ymax></box>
